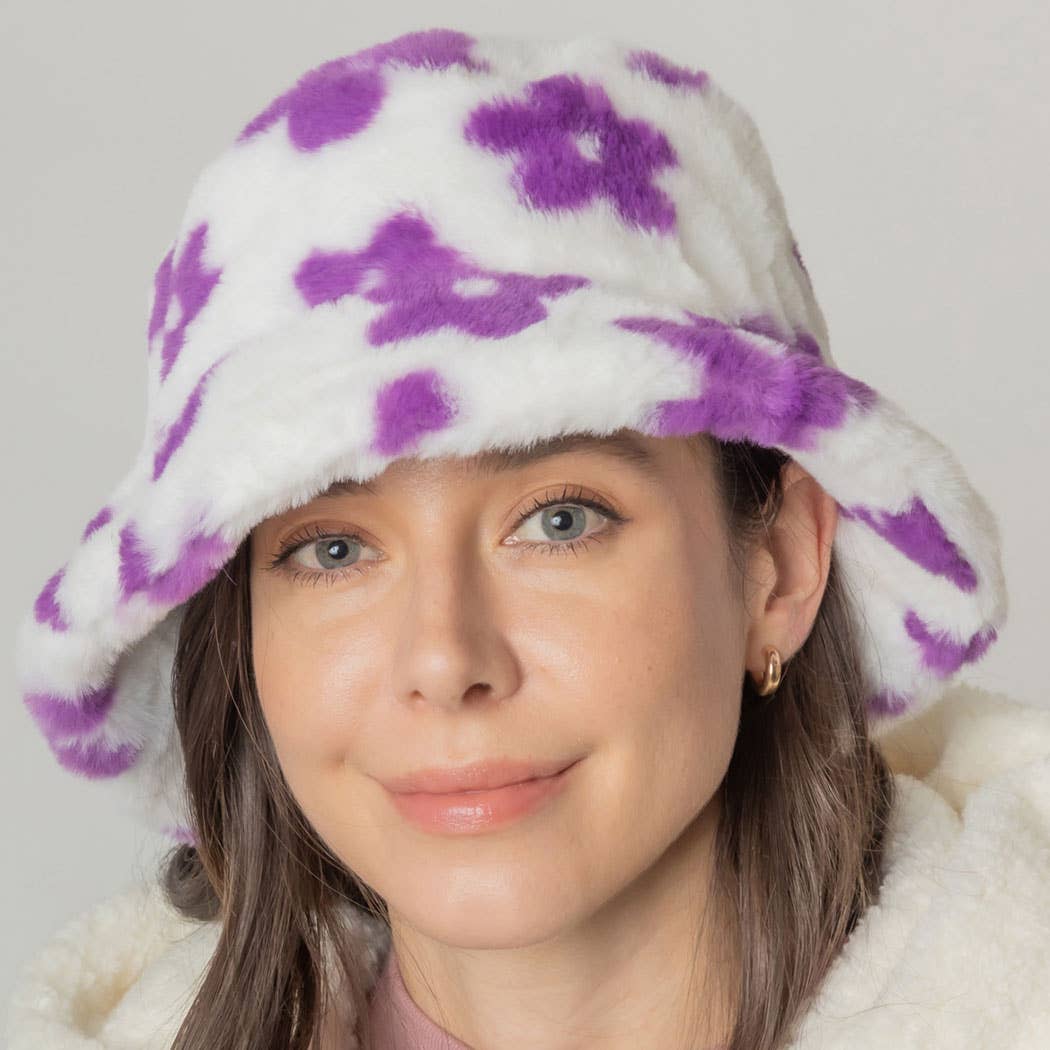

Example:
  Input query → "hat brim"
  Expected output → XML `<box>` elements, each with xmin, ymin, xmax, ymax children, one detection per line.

<box><xmin>16</xmin><ymin>282</ymin><xmax>1006</xmax><ymax>835</ymax></box>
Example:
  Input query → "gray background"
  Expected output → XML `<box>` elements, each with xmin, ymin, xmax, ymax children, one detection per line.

<box><xmin>3</xmin><ymin>0</ymin><xmax>1048</xmax><ymax>1011</ymax></box>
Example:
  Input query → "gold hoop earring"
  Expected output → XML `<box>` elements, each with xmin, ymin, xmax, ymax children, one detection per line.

<box><xmin>753</xmin><ymin>646</ymin><xmax>782</xmax><ymax>697</ymax></box>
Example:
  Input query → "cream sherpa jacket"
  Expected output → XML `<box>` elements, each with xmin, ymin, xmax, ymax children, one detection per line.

<box><xmin>5</xmin><ymin>682</ymin><xmax>1050</xmax><ymax>1049</ymax></box>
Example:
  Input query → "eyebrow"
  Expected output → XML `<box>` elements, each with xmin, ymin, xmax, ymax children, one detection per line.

<box><xmin>315</xmin><ymin>431</ymin><xmax>660</xmax><ymax>499</ymax></box>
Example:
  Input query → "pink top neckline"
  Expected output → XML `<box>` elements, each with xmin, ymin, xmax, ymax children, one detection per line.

<box><xmin>366</xmin><ymin>946</ymin><xmax>472</xmax><ymax>1050</ymax></box>
<box><xmin>366</xmin><ymin>944</ymin><xmax>728</xmax><ymax>1050</ymax></box>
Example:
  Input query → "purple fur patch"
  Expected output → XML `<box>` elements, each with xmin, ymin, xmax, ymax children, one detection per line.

<box><xmin>295</xmin><ymin>209</ymin><xmax>589</xmax><ymax>343</ymax></box>
<box><xmin>357</xmin><ymin>25</ymin><xmax>491</xmax><ymax>71</ymax></box>
<box><xmin>240</xmin><ymin>64</ymin><xmax>385</xmax><ymax>150</ymax></box>
<box><xmin>118</xmin><ymin>522</ymin><xmax>236</xmax><ymax>606</ymax></box>
<box><xmin>615</xmin><ymin>310</ymin><xmax>877</xmax><ymax>449</ymax></box>
<box><xmin>25</xmin><ymin>682</ymin><xmax>116</xmax><ymax>739</ymax></box>
<box><xmin>34</xmin><ymin>567</ymin><xmax>70</xmax><ymax>632</ymax></box>
<box><xmin>867</xmin><ymin>688</ymin><xmax>912</xmax><ymax>717</ymax></box>
<box><xmin>840</xmin><ymin>497</ymin><xmax>979</xmax><ymax>592</ymax></box>
<box><xmin>37</xmin><ymin>508</ymin><xmax>116</xmax><ymax>637</ymax></box>
<box><xmin>903</xmin><ymin>610</ymin><xmax>998</xmax><ymax>676</ymax></box>
<box><xmin>736</xmin><ymin>312</ymin><xmax>823</xmax><ymax>359</ymax></box>
<box><xmin>147</xmin><ymin>247</ymin><xmax>174</xmax><ymax>341</ymax></box>
<box><xmin>53</xmin><ymin>737</ymin><xmax>140</xmax><ymax>779</ymax></box>
<box><xmin>464</xmin><ymin>73</ymin><xmax>679</xmax><ymax>233</ymax></box>
<box><xmin>147</xmin><ymin>222</ymin><xmax>222</xmax><ymax>383</ymax></box>
<box><xmin>625</xmin><ymin>48</ymin><xmax>709</xmax><ymax>92</ymax></box>
<box><xmin>238</xmin><ymin>28</ymin><xmax>490</xmax><ymax>150</ymax></box>
<box><xmin>152</xmin><ymin>357</ymin><xmax>226</xmax><ymax>480</ymax></box>
<box><xmin>117</xmin><ymin>523</ymin><xmax>150</xmax><ymax>600</ymax></box>
<box><xmin>371</xmin><ymin>369</ymin><xmax>457</xmax><ymax>457</ymax></box>
<box><xmin>82</xmin><ymin>504</ymin><xmax>113</xmax><ymax>540</ymax></box>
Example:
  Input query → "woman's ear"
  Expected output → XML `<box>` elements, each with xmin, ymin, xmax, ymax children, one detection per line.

<box><xmin>742</xmin><ymin>460</ymin><xmax>839</xmax><ymax>681</ymax></box>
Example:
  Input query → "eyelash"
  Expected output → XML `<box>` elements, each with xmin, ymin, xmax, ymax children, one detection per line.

<box><xmin>266</xmin><ymin>485</ymin><xmax>627</xmax><ymax>587</ymax></box>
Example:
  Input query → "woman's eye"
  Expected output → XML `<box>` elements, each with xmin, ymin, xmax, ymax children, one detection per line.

<box><xmin>507</xmin><ymin>498</ymin><xmax>618</xmax><ymax>550</ymax></box>
<box><xmin>272</xmin><ymin>491</ymin><xmax>624</xmax><ymax>584</ymax></box>
<box><xmin>288</xmin><ymin>535</ymin><xmax>381</xmax><ymax>575</ymax></box>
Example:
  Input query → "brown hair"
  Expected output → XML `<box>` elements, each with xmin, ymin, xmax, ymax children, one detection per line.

<box><xmin>160</xmin><ymin>434</ymin><xmax>895</xmax><ymax>1050</ymax></box>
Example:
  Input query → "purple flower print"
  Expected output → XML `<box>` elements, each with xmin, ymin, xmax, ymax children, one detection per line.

<box><xmin>753</xmin><ymin>301</ymin><xmax>985</xmax><ymax>597</ymax></box>
<box><xmin>118</xmin><ymin>521</ymin><xmax>236</xmax><ymax>607</ymax></box>
<box><xmin>147</xmin><ymin>222</ymin><xmax>222</xmax><ymax>383</ymax></box>
<box><xmin>371</xmin><ymin>369</ymin><xmax>458</xmax><ymax>458</ymax></box>
<box><xmin>34</xmin><ymin>505</ymin><xmax>117</xmax><ymax>634</ymax></box>
<box><xmin>25</xmin><ymin>681</ymin><xmax>115</xmax><ymax>741</ymax></box>
<box><xmin>33</xmin><ymin>566</ymin><xmax>70</xmax><ymax>631</ymax></box>
<box><xmin>903</xmin><ymin>610</ymin><xmax>997</xmax><ymax>677</ymax></box>
<box><xmin>625</xmin><ymin>49</ymin><xmax>709</xmax><ymax>92</ymax></box>
<box><xmin>241</xmin><ymin>64</ymin><xmax>386</xmax><ymax>151</ymax></box>
<box><xmin>614</xmin><ymin>310</ymin><xmax>877</xmax><ymax>451</ymax></box>
<box><xmin>353</xmin><ymin>25</ymin><xmax>490</xmax><ymax>74</ymax></box>
<box><xmin>152</xmin><ymin>355</ymin><xmax>228</xmax><ymax>481</ymax></box>
<box><xmin>464</xmin><ymin>74</ymin><xmax>679</xmax><ymax>234</ymax></box>
<box><xmin>53</xmin><ymin>737</ymin><xmax>140</xmax><ymax>779</ymax></box>
<box><xmin>294</xmin><ymin>209</ymin><xmax>590</xmax><ymax>345</ymax></box>
<box><xmin>23</xmin><ymin>679</ymin><xmax>139</xmax><ymax>779</ymax></box>
<box><xmin>839</xmin><ymin>498</ymin><xmax>979</xmax><ymax>593</ymax></box>
<box><xmin>82</xmin><ymin>504</ymin><xmax>113</xmax><ymax>540</ymax></box>
<box><xmin>735</xmin><ymin>312</ymin><xmax>823</xmax><ymax>359</ymax></box>
<box><xmin>238</xmin><ymin>28</ymin><xmax>490</xmax><ymax>151</ymax></box>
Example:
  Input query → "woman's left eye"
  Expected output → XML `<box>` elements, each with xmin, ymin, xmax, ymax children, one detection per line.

<box><xmin>269</xmin><ymin>487</ymin><xmax>626</xmax><ymax>585</ymax></box>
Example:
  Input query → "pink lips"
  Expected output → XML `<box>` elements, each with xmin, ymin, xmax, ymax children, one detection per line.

<box><xmin>380</xmin><ymin>756</ymin><xmax>577</xmax><ymax>794</ymax></box>
<box><xmin>380</xmin><ymin>758</ymin><xmax>581</xmax><ymax>835</ymax></box>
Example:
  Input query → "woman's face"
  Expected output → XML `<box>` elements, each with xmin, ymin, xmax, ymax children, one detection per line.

<box><xmin>249</xmin><ymin>431</ymin><xmax>751</xmax><ymax>948</ymax></box>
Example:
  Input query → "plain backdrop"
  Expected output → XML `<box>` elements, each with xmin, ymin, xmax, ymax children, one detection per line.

<box><xmin>3</xmin><ymin>0</ymin><xmax>1048</xmax><ymax>1010</ymax></box>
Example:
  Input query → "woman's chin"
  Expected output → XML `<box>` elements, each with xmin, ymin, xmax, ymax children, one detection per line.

<box><xmin>387</xmin><ymin>894</ymin><xmax>580</xmax><ymax>951</ymax></box>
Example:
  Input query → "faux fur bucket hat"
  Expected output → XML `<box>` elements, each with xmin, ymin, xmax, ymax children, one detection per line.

<box><xmin>15</xmin><ymin>26</ymin><xmax>1006</xmax><ymax>840</ymax></box>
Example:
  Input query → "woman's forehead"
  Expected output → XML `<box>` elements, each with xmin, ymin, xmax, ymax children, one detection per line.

<box><xmin>315</xmin><ymin>430</ymin><xmax>671</xmax><ymax>501</ymax></box>
<box><xmin>248</xmin><ymin>431</ymin><xmax>711</xmax><ymax>542</ymax></box>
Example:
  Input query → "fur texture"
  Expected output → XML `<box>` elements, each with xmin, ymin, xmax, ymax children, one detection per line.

<box><xmin>5</xmin><ymin>683</ymin><xmax>1049</xmax><ymax>1048</ymax></box>
<box><xmin>14</xmin><ymin>27</ymin><xmax>1007</xmax><ymax>840</ymax></box>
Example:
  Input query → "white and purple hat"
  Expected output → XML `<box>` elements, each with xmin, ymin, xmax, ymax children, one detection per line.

<box><xmin>15</xmin><ymin>27</ymin><xmax>1006</xmax><ymax>839</ymax></box>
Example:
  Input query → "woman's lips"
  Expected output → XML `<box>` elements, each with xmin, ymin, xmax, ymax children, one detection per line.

<box><xmin>385</xmin><ymin>759</ymin><xmax>580</xmax><ymax>835</ymax></box>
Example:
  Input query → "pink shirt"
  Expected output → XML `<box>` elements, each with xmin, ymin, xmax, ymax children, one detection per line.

<box><xmin>366</xmin><ymin>946</ymin><xmax>727</xmax><ymax>1050</ymax></box>
<box><xmin>367</xmin><ymin>947</ymin><xmax>471</xmax><ymax>1050</ymax></box>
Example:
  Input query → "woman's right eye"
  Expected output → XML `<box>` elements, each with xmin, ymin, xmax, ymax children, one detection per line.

<box><xmin>293</xmin><ymin>535</ymin><xmax>377</xmax><ymax>572</ymax></box>
<box><xmin>269</xmin><ymin>527</ymin><xmax>383</xmax><ymax>584</ymax></box>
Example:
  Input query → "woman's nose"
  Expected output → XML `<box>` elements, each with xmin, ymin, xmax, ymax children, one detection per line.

<box><xmin>388</xmin><ymin>547</ymin><xmax>517</xmax><ymax>713</ymax></box>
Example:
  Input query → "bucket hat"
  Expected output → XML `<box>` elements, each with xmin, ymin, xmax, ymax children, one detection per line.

<box><xmin>15</xmin><ymin>27</ymin><xmax>1006</xmax><ymax>839</ymax></box>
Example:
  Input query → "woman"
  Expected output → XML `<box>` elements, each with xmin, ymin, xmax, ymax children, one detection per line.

<box><xmin>7</xmin><ymin>27</ymin><xmax>1049</xmax><ymax>1050</ymax></box>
